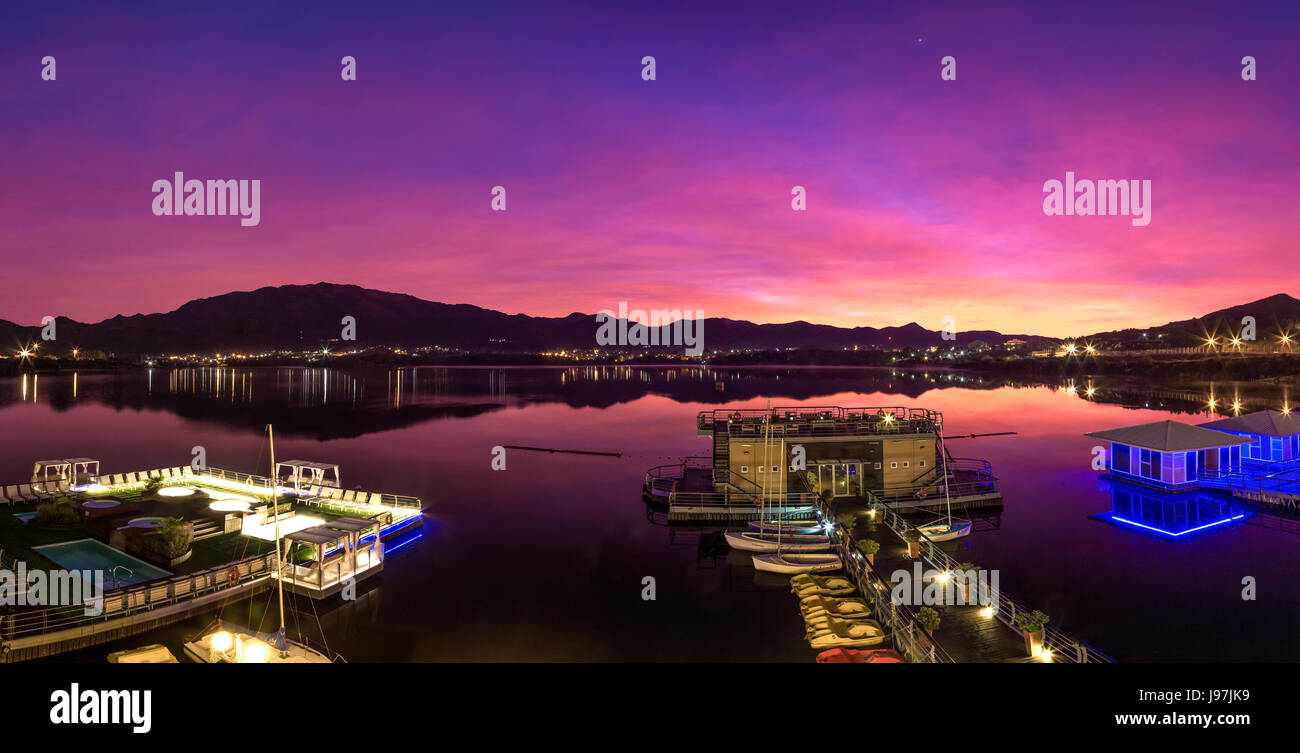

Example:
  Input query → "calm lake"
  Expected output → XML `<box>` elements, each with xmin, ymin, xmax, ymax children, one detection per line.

<box><xmin>4</xmin><ymin>366</ymin><xmax>1296</xmax><ymax>662</ymax></box>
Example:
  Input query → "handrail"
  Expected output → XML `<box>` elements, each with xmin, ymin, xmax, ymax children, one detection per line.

<box><xmin>872</xmin><ymin>496</ymin><xmax>1114</xmax><ymax>663</ymax></box>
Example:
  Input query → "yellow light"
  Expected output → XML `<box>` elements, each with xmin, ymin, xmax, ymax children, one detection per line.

<box><xmin>1064</xmin><ymin>343</ymin><xmax>1077</xmax><ymax>354</ymax></box>
<box><xmin>1205</xmin><ymin>337</ymin><xmax>1217</xmax><ymax>347</ymax></box>
<box><xmin>211</xmin><ymin>631</ymin><xmax>233</xmax><ymax>653</ymax></box>
<box><xmin>1085</xmin><ymin>387</ymin><xmax>1095</xmax><ymax>397</ymax></box>
<box><xmin>243</xmin><ymin>643</ymin><xmax>268</xmax><ymax>663</ymax></box>
<box><xmin>1207</xmin><ymin>398</ymin><xmax>1218</xmax><ymax>410</ymax></box>
<box><xmin>1084</xmin><ymin>345</ymin><xmax>1096</xmax><ymax>354</ymax></box>
<box><xmin>936</xmin><ymin>571</ymin><xmax>950</xmax><ymax>583</ymax></box>
<box><xmin>980</xmin><ymin>606</ymin><xmax>995</xmax><ymax>618</ymax></box>
<box><xmin>1281</xmin><ymin>334</ymin><xmax>1292</xmax><ymax>344</ymax></box>
<box><xmin>1040</xmin><ymin>649</ymin><xmax>1054</xmax><ymax>663</ymax></box>
<box><xmin>1231</xmin><ymin>338</ymin><xmax>1242</xmax><ymax>347</ymax></box>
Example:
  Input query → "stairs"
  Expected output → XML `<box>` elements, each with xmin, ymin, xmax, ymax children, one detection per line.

<box><xmin>191</xmin><ymin>518</ymin><xmax>223</xmax><ymax>541</ymax></box>
<box><xmin>712</xmin><ymin>419</ymin><xmax>730</xmax><ymax>486</ymax></box>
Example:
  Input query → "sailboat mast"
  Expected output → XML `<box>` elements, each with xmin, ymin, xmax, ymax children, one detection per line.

<box><xmin>939</xmin><ymin>423</ymin><xmax>953</xmax><ymax>523</ymax></box>
<box><xmin>268</xmin><ymin>423</ymin><xmax>287</xmax><ymax>656</ymax></box>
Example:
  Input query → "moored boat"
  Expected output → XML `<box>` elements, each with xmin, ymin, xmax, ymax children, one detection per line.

<box><xmin>183</xmin><ymin>621</ymin><xmax>333</xmax><ymax>664</ymax></box>
<box><xmin>815</xmin><ymin>647</ymin><xmax>904</xmax><ymax>663</ymax></box>
<box><xmin>748</xmin><ymin>519</ymin><xmax>823</xmax><ymax>535</ymax></box>
<box><xmin>753</xmin><ymin>552</ymin><xmax>841</xmax><ymax>574</ymax></box>
<box><xmin>108</xmin><ymin>644</ymin><xmax>178</xmax><ymax>663</ymax></box>
<box><xmin>916</xmin><ymin>519</ymin><xmax>973</xmax><ymax>542</ymax></box>
<box><xmin>725</xmin><ymin>530</ymin><xmax>830</xmax><ymax>552</ymax></box>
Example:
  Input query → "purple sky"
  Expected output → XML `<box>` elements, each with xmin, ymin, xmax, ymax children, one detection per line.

<box><xmin>2</xmin><ymin>1</ymin><xmax>1298</xmax><ymax>336</ymax></box>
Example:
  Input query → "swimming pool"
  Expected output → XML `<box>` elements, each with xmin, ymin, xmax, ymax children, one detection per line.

<box><xmin>32</xmin><ymin>539</ymin><xmax>171</xmax><ymax>586</ymax></box>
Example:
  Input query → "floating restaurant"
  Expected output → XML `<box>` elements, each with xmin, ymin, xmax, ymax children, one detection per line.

<box><xmin>644</xmin><ymin>405</ymin><xmax>1000</xmax><ymax>521</ymax></box>
<box><xmin>0</xmin><ymin>456</ymin><xmax>422</xmax><ymax>662</ymax></box>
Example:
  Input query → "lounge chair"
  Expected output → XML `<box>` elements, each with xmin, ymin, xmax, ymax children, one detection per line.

<box><xmin>342</xmin><ymin>490</ymin><xmax>357</xmax><ymax>503</ymax></box>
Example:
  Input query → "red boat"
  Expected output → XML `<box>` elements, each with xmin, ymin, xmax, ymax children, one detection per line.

<box><xmin>815</xmin><ymin>648</ymin><xmax>905</xmax><ymax>663</ymax></box>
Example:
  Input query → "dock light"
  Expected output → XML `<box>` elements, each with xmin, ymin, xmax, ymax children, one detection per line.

<box><xmin>1204</xmin><ymin>337</ymin><xmax>1217</xmax><ymax>348</ymax></box>
<box><xmin>1084</xmin><ymin>345</ymin><xmax>1096</xmax><ymax>354</ymax></box>
<box><xmin>981</xmin><ymin>606</ymin><xmax>996</xmax><ymax>618</ymax></box>
<box><xmin>936</xmin><ymin>571</ymin><xmax>950</xmax><ymax>584</ymax></box>
<box><xmin>1085</xmin><ymin>387</ymin><xmax>1095</xmax><ymax>397</ymax></box>
<box><xmin>1064</xmin><ymin>343</ymin><xmax>1077</xmax><ymax>355</ymax></box>
<box><xmin>1207</xmin><ymin>397</ymin><xmax>1218</xmax><ymax>410</ymax></box>
<box><xmin>883</xmin><ymin>414</ymin><xmax>894</xmax><ymax>424</ymax></box>
<box><xmin>1231</xmin><ymin>337</ymin><xmax>1242</xmax><ymax>348</ymax></box>
<box><xmin>1282</xmin><ymin>334</ymin><xmax>1293</xmax><ymax>345</ymax></box>
<box><xmin>1040</xmin><ymin>649</ymin><xmax>1054</xmax><ymax>663</ymax></box>
<box><xmin>1232</xmin><ymin>401</ymin><xmax>1242</xmax><ymax>414</ymax></box>
<box><xmin>211</xmin><ymin>631</ymin><xmax>233</xmax><ymax>653</ymax></box>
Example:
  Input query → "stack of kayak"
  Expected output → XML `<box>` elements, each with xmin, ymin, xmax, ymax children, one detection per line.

<box><xmin>790</xmin><ymin>573</ymin><xmax>890</xmax><ymax>650</ymax></box>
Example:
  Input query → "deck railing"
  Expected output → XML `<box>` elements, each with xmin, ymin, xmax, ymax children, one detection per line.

<box><xmin>1</xmin><ymin>551</ymin><xmax>279</xmax><ymax>643</ymax></box>
<box><xmin>868</xmin><ymin>499</ymin><xmax>1114</xmax><ymax>663</ymax></box>
<box><xmin>697</xmin><ymin>406</ymin><xmax>942</xmax><ymax>436</ymax></box>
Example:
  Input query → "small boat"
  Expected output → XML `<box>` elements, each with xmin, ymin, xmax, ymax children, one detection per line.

<box><xmin>916</xmin><ymin>519</ymin><xmax>973</xmax><ymax>542</ymax></box>
<box><xmin>184</xmin><ymin>621</ymin><xmax>333</xmax><ymax>664</ymax></box>
<box><xmin>799</xmin><ymin>595</ymin><xmax>871</xmax><ymax>619</ymax></box>
<box><xmin>790</xmin><ymin>573</ymin><xmax>857</xmax><ymax>597</ymax></box>
<box><xmin>725</xmin><ymin>531</ymin><xmax>830</xmax><ymax>552</ymax></box>
<box><xmin>806</xmin><ymin>617</ymin><xmax>886</xmax><ymax>649</ymax></box>
<box><xmin>815</xmin><ymin>647</ymin><xmax>904</xmax><ymax>663</ymax></box>
<box><xmin>748</xmin><ymin>519</ymin><xmax>823</xmax><ymax>535</ymax></box>
<box><xmin>108</xmin><ymin>644</ymin><xmax>178</xmax><ymax>663</ymax></box>
<box><xmin>753</xmin><ymin>552</ymin><xmax>841</xmax><ymax>574</ymax></box>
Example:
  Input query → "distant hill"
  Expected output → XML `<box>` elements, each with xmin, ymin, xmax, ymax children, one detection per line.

<box><xmin>0</xmin><ymin>283</ymin><xmax>1049</xmax><ymax>356</ymax></box>
<box><xmin>1082</xmin><ymin>293</ymin><xmax>1300</xmax><ymax>347</ymax></box>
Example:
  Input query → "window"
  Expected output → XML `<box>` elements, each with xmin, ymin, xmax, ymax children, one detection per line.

<box><xmin>875</xmin><ymin>463</ymin><xmax>882</xmax><ymax>470</ymax></box>
<box><xmin>1140</xmin><ymin>449</ymin><xmax>1152</xmax><ymax>478</ymax></box>
<box><xmin>919</xmin><ymin>460</ymin><xmax>926</xmax><ymax>467</ymax></box>
<box><xmin>757</xmin><ymin>466</ymin><xmax>764</xmax><ymax>473</ymax></box>
<box><xmin>890</xmin><ymin>462</ymin><xmax>898</xmax><ymax>469</ymax></box>
<box><xmin>903</xmin><ymin>461</ymin><xmax>910</xmax><ymax>468</ymax></box>
<box><xmin>1113</xmin><ymin>444</ymin><xmax>1130</xmax><ymax>473</ymax></box>
<box><xmin>771</xmin><ymin>466</ymin><xmax>779</xmax><ymax>473</ymax></box>
<box><xmin>740</xmin><ymin>466</ymin><xmax>748</xmax><ymax>473</ymax></box>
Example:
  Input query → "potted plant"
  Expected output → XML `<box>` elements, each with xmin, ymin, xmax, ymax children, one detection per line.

<box><xmin>1015</xmin><ymin>610</ymin><xmax>1050</xmax><ymax>656</ymax></box>
<box><xmin>835</xmin><ymin>513</ymin><xmax>856</xmax><ymax>534</ymax></box>
<box><xmin>915</xmin><ymin>607</ymin><xmax>941</xmax><ymax>634</ymax></box>
<box><xmin>900</xmin><ymin>529</ymin><xmax>922</xmax><ymax>558</ymax></box>
<box><xmin>856</xmin><ymin>538</ymin><xmax>880</xmax><ymax>566</ymax></box>
<box><xmin>31</xmin><ymin>499</ymin><xmax>82</xmax><ymax>527</ymax></box>
<box><xmin>954</xmin><ymin>562</ymin><xmax>979</xmax><ymax>604</ymax></box>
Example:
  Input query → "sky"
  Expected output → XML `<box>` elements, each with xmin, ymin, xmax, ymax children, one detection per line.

<box><xmin>1</xmin><ymin>1</ymin><xmax>1297</xmax><ymax>337</ymax></box>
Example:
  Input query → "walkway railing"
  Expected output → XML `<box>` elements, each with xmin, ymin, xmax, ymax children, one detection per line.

<box><xmin>832</xmin><ymin>495</ymin><xmax>1114</xmax><ymax>663</ymax></box>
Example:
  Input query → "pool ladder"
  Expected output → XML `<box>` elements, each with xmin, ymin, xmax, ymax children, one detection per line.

<box><xmin>109</xmin><ymin>565</ymin><xmax>133</xmax><ymax>590</ymax></box>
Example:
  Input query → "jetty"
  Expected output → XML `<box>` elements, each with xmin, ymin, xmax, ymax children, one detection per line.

<box><xmin>818</xmin><ymin>495</ymin><xmax>1114</xmax><ymax>663</ymax></box>
<box><xmin>0</xmin><ymin>459</ymin><xmax>422</xmax><ymax>662</ymax></box>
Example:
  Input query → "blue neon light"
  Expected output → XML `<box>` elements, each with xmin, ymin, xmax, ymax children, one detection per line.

<box><xmin>1107</xmin><ymin>513</ymin><xmax>1245</xmax><ymax>537</ymax></box>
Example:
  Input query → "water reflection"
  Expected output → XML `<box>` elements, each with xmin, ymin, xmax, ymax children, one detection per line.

<box><xmin>1094</xmin><ymin>479</ymin><xmax>1248</xmax><ymax>537</ymax></box>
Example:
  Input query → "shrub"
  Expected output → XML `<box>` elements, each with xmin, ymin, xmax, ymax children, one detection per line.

<box><xmin>856</xmin><ymin>539</ymin><xmax>880</xmax><ymax>556</ymax></box>
<box><xmin>32</xmin><ymin>500</ymin><xmax>80</xmax><ymax>526</ymax></box>
<box><xmin>900</xmin><ymin>529</ymin><xmax>922</xmax><ymax>543</ymax></box>
<box><xmin>915</xmin><ymin>607</ymin><xmax>941</xmax><ymax>632</ymax></box>
<box><xmin>1015</xmin><ymin>610</ymin><xmax>1050</xmax><ymax>633</ymax></box>
<box><xmin>142</xmin><ymin>476</ymin><xmax>164</xmax><ymax>493</ymax></box>
<box><xmin>144</xmin><ymin>517</ymin><xmax>193</xmax><ymax>559</ymax></box>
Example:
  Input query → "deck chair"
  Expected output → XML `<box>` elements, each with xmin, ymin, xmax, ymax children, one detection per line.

<box><xmin>342</xmin><ymin>490</ymin><xmax>357</xmax><ymax>503</ymax></box>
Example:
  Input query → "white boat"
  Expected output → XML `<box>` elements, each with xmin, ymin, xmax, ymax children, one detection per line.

<box><xmin>916</xmin><ymin>519</ymin><xmax>973</xmax><ymax>542</ymax></box>
<box><xmin>725</xmin><ymin>531</ymin><xmax>830</xmax><ymax>552</ymax></box>
<box><xmin>183</xmin><ymin>622</ymin><xmax>332</xmax><ymax>664</ymax></box>
<box><xmin>752</xmin><ymin>552</ymin><xmax>842</xmax><ymax>574</ymax></box>
<box><xmin>748</xmin><ymin>520</ymin><xmax>823</xmax><ymax>535</ymax></box>
<box><xmin>916</xmin><ymin>427</ymin><xmax>972</xmax><ymax>542</ymax></box>
<box><xmin>108</xmin><ymin>644</ymin><xmax>178</xmax><ymax>663</ymax></box>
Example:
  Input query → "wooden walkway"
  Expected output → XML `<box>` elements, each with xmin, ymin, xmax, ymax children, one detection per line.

<box><xmin>829</xmin><ymin>499</ymin><xmax>1028</xmax><ymax>662</ymax></box>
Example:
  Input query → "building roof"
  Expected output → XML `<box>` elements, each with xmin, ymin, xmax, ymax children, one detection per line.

<box><xmin>1084</xmin><ymin>420</ymin><xmax>1254</xmax><ymax>452</ymax></box>
<box><xmin>1198</xmin><ymin>410</ymin><xmax>1300</xmax><ymax>437</ymax></box>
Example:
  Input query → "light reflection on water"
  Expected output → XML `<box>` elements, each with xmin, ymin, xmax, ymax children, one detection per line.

<box><xmin>3</xmin><ymin>366</ymin><xmax>1297</xmax><ymax>662</ymax></box>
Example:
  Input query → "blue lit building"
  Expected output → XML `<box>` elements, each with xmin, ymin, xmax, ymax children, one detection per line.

<box><xmin>1198</xmin><ymin>410</ymin><xmax>1300</xmax><ymax>464</ymax></box>
<box><xmin>1085</xmin><ymin>420</ymin><xmax>1252</xmax><ymax>491</ymax></box>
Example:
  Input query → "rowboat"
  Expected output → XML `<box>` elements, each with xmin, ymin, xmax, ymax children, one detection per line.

<box><xmin>724</xmin><ymin>531</ymin><xmax>830</xmax><ymax>552</ymax></box>
<box><xmin>752</xmin><ymin>552</ymin><xmax>841</xmax><ymax>574</ymax></box>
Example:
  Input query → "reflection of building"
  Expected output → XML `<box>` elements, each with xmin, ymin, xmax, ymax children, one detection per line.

<box><xmin>1199</xmin><ymin>410</ymin><xmax>1300</xmax><ymax>463</ymax></box>
<box><xmin>1096</xmin><ymin>478</ymin><xmax>1247</xmax><ymax>537</ymax></box>
<box><xmin>1085</xmin><ymin>420</ymin><xmax>1251</xmax><ymax>491</ymax></box>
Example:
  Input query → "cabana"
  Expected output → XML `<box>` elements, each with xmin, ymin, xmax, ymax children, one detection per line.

<box><xmin>280</xmin><ymin>515</ymin><xmax>383</xmax><ymax>596</ymax></box>
<box><xmin>275</xmin><ymin>460</ymin><xmax>340</xmax><ymax>495</ymax></box>
<box><xmin>1198</xmin><ymin>410</ymin><xmax>1300</xmax><ymax>464</ymax></box>
<box><xmin>31</xmin><ymin>458</ymin><xmax>100</xmax><ymax>491</ymax></box>
<box><xmin>1085</xmin><ymin>420</ymin><xmax>1252</xmax><ymax>491</ymax></box>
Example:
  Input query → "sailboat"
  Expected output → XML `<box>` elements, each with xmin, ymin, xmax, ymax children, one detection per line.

<box><xmin>749</xmin><ymin>402</ymin><xmax>840</xmax><ymax>574</ymax></box>
<box><xmin>915</xmin><ymin>425</ymin><xmax>972</xmax><ymax>542</ymax></box>
<box><xmin>183</xmin><ymin>424</ymin><xmax>335</xmax><ymax>664</ymax></box>
<box><xmin>724</xmin><ymin>531</ymin><xmax>830</xmax><ymax>552</ymax></box>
